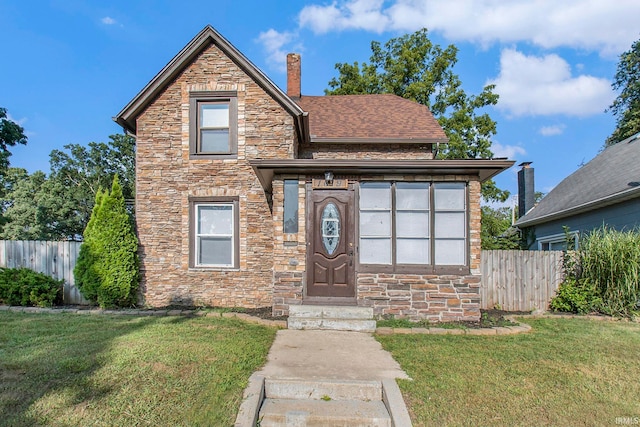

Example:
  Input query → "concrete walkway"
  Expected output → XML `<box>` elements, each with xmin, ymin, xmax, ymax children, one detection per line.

<box><xmin>258</xmin><ymin>329</ymin><xmax>410</xmax><ymax>381</ymax></box>
<box><xmin>235</xmin><ymin>329</ymin><xmax>413</xmax><ymax>426</ymax></box>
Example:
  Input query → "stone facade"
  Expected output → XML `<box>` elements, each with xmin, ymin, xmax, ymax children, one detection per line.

<box><xmin>131</xmin><ymin>33</ymin><xmax>488</xmax><ymax>322</ymax></box>
<box><xmin>135</xmin><ymin>42</ymin><xmax>295</xmax><ymax>308</ymax></box>
<box><xmin>272</xmin><ymin>177</ymin><xmax>306</xmax><ymax>315</ymax></box>
<box><xmin>271</xmin><ymin>175</ymin><xmax>483</xmax><ymax>321</ymax></box>
<box><xmin>298</xmin><ymin>143</ymin><xmax>434</xmax><ymax>160</ymax></box>
<box><xmin>356</xmin><ymin>273</ymin><xmax>481</xmax><ymax>321</ymax></box>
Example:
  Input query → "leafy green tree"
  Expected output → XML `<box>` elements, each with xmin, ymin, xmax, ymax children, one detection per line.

<box><xmin>481</xmin><ymin>206</ymin><xmax>521</xmax><ymax>249</ymax></box>
<box><xmin>326</xmin><ymin>29</ymin><xmax>507</xmax><ymax>202</ymax></box>
<box><xmin>74</xmin><ymin>176</ymin><xmax>139</xmax><ymax>308</ymax></box>
<box><xmin>0</xmin><ymin>107</ymin><xmax>28</xmax><ymax>174</ymax></box>
<box><xmin>607</xmin><ymin>38</ymin><xmax>640</xmax><ymax>145</ymax></box>
<box><xmin>49</xmin><ymin>134</ymin><xmax>135</xmax><ymax>233</ymax></box>
<box><xmin>0</xmin><ymin>170</ymin><xmax>48</xmax><ymax>240</ymax></box>
<box><xmin>0</xmin><ymin>134</ymin><xmax>134</xmax><ymax>241</ymax></box>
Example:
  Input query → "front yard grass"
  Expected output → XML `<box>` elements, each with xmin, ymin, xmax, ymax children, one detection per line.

<box><xmin>378</xmin><ymin>317</ymin><xmax>640</xmax><ymax>426</ymax></box>
<box><xmin>0</xmin><ymin>311</ymin><xmax>277</xmax><ymax>426</ymax></box>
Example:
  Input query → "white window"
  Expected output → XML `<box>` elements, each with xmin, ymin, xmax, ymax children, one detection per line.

<box><xmin>359</xmin><ymin>181</ymin><xmax>467</xmax><ymax>271</ymax></box>
<box><xmin>396</xmin><ymin>182</ymin><xmax>430</xmax><ymax>264</ymax></box>
<box><xmin>191</xmin><ymin>199</ymin><xmax>238</xmax><ymax>268</ymax></box>
<box><xmin>537</xmin><ymin>231</ymin><xmax>578</xmax><ymax>251</ymax></box>
<box><xmin>199</xmin><ymin>103</ymin><xmax>230</xmax><ymax>153</ymax></box>
<box><xmin>359</xmin><ymin>182</ymin><xmax>392</xmax><ymax>264</ymax></box>
<box><xmin>434</xmin><ymin>183</ymin><xmax>466</xmax><ymax>265</ymax></box>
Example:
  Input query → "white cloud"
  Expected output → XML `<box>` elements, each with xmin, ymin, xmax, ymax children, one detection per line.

<box><xmin>298</xmin><ymin>0</ymin><xmax>640</xmax><ymax>56</ymax></box>
<box><xmin>299</xmin><ymin>0</ymin><xmax>389</xmax><ymax>34</ymax></box>
<box><xmin>256</xmin><ymin>29</ymin><xmax>297</xmax><ymax>72</ymax></box>
<box><xmin>6</xmin><ymin>113</ymin><xmax>27</xmax><ymax>126</ymax></box>
<box><xmin>101</xmin><ymin>16</ymin><xmax>116</xmax><ymax>25</ymax></box>
<box><xmin>539</xmin><ymin>125</ymin><xmax>566</xmax><ymax>136</ymax></box>
<box><xmin>491</xmin><ymin>142</ymin><xmax>526</xmax><ymax>159</ymax></box>
<box><xmin>487</xmin><ymin>49</ymin><xmax>614</xmax><ymax>117</ymax></box>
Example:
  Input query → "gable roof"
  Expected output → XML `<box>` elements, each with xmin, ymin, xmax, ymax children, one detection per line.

<box><xmin>114</xmin><ymin>25</ymin><xmax>305</xmax><ymax>137</ymax></box>
<box><xmin>296</xmin><ymin>94</ymin><xmax>448</xmax><ymax>143</ymax></box>
<box><xmin>516</xmin><ymin>132</ymin><xmax>640</xmax><ymax>227</ymax></box>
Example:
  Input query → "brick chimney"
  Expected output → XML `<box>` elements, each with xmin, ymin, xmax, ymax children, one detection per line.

<box><xmin>287</xmin><ymin>53</ymin><xmax>301</xmax><ymax>99</ymax></box>
<box><xmin>518</xmin><ymin>162</ymin><xmax>535</xmax><ymax>218</ymax></box>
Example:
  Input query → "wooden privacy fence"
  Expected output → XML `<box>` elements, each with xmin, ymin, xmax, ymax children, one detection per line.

<box><xmin>0</xmin><ymin>242</ymin><xmax>565</xmax><ymax>311</ymax></box>
<box><xmin>481</xmin><ymin>250</ymin><xmax>564</xmax><ymax>311</ymax></box>
<box><xmin>0</xmin><ymin>240</ymin><xmax>87</xmax><ymax>305</ymax></box>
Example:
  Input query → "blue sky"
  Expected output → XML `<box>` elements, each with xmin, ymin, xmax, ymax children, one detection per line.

<box><xmin>1</xmin><ymin>0</ymin><xmax>638</xmax><ymax>206</ymax></box>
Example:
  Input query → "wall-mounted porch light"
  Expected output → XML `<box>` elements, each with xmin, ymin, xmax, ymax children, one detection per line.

<box><xmin>324</xmin><ymin>171</ymin><xmax>334</xmax><ymax>185</ymax></box>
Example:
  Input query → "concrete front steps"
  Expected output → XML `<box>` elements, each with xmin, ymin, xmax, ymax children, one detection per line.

<box><xmin>287</xmin><ymin>305</ymin><xmax>376</xmax><ymax>332</ymax></box>
<box><xmin>258</xmin><ymin>378</ymin><xmax>392</xmax><ymax>427</ymax></box>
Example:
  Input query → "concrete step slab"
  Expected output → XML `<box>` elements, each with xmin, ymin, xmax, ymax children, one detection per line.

<box><xmin>258</xmin><ymin>398</ymin><xmax>391</xmax><ymax>427</ymax></box>
<box><xmin>264</xmin><ymin>378</ymin><xmax>382</xmax><ymax>401</ymax></box>
<box><xmin>289</xmin><ymin>305</ymin><xmax>373</xmax><ymax>320</ymax></box>
<box><xmin>288</xmin><ymin>317</ymin><xmax>377</xmax><ymax>332</ymax></box>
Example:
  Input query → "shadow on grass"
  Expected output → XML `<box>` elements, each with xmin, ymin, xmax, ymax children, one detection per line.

<box><xmin>0</xmin><ymin>312</ymin><xmax>159</xmax><ymax>426</ymax></box>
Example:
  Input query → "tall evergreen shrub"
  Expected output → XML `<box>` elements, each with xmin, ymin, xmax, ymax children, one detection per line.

<box><xmin>74</xmin><ymin>189</ymin><xmax>104</xmax><ymax>302</ymax></box>
<box><xmin>74</xmin><ymin>176</ymin><xmax>139</xmax><ymax>307</ymax></box>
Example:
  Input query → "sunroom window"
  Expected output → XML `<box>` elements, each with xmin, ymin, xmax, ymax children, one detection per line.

<box><xmin>358</xmin><ymin>181</ymin><xmax>467</xmax><ymax>271</ymax></box>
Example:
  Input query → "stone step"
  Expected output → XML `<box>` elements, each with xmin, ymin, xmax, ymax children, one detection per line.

<box><xmin>287</xmin><ymin>317</ymin><xmax>377</xmax><ymax>332</ymax></box>
<box><xmin>258</xmin><ymin>398</ymin><xmax>391</xmax><ymax>427</ymax></box>
<box><xmin>264</xmin><ymin>378</ymin><xmax>382</xmax><ymax>401</ymax></box>
<box><xmin>289</xmin><ymin>305</ymin><xmax>373</xmax><ymax>320</ymax></box>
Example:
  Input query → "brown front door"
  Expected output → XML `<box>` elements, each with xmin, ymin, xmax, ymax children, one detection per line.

<box><xmin>306</xmin><ymin>189</ymin><xmax>355</xmax><ymax>298</ymax></box>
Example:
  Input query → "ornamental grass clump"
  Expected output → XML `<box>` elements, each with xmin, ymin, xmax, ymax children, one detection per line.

<box><xmin>552</xmin><ymin>226</ymin><xmax>640</xmax><ymax>317</ymax></box>
<box><xmin>579</xmin><ymin>227</ymin><xmax>640</xmax><ymax>316</ymax></box>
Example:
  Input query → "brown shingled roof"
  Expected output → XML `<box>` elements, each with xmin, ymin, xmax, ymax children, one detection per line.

<box><xmin>295</xmin><ymin>94</ymin><xmax>448</xmax><ymax>143</ymax></box>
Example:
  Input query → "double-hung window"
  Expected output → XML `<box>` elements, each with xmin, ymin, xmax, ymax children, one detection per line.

<box><xmin>190</xmin><ymin>197</ymin><xmax>239</xmax><ymax>268</ymax></box>
<box><xmin>189</xmin><ymin>91</ymin><xmax>237</xmax><ymax>157</ymax></box>
<box><xmin>359</xmin><ymin>181</ymin><xmax>467</xmax><ymax>271</ymax></box>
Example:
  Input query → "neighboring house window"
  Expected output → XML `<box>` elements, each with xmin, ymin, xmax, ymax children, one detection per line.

<box><xmin>189</xmin><ymin>91</ymin><xmax>238</xmax><ymax>157</ymax></box>
<box><xmin>538</xmin><ymin>231</ymin><xmax>578</xmax><ymax>251</ymax></box>
<box><xmin>359</xmin><ymin>181</ymin><xmax>467</xmax><ymax>271</ymax></box>
<box><xmin>283</xmin><ymin>180</ymin><xmax>299</xmax><ymax>233</ymax></box>
<box><xmin>189</xmin><ymin>197</ymin><xmax>239</xmax><ymax>268</ymax></box>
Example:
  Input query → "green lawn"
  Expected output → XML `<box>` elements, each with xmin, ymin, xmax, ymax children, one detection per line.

<box><xmin>0</xmin><ymin>312</ymin><xmax>277</xmax><ymax>426</ymax></box>
<box><xmin>378</xmin><ymin>317</ymin><xmax>640</xmax><ymax>426</ymax></box>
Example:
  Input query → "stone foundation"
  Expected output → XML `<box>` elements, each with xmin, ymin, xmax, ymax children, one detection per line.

<box><xmin>357</xmin><ymin>273</ymin><xmax>481</xmax><ymax>322</ymax></box>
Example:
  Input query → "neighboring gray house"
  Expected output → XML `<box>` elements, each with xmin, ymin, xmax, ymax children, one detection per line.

<box><xmin>516</xmin><ymin>132</ymin><xmax>640</xmax><ymax>250</ymax></box>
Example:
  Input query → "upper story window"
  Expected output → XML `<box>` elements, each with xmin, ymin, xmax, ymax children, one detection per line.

<box><xmin>358</xmin><ymin>181</ymin><xmax>468</xmax><ymax>273</ymax></box>
<box><xmin>189</xmin><ymin>91</ymin><xmax>237</xmax><ymax>158</ymax></box>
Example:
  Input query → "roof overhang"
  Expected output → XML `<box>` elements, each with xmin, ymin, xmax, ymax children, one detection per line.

<box><xmin>516</xmin><ymin>186</ymin><xmax>640</xmax><ymax>228</ymax></box>
<box><xmin>250</xmin><ymin>158</ymin><xmax>514</xmax><ymax>193</ymax></box>
<box><xmin>114</xmin><ymin>25</ymin><xmax>307</xmax><ymax>142</ymax></box>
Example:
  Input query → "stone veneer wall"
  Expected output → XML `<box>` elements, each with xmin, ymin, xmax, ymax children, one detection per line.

<box><xmin>356</xmin><ymin>273</ymin><xmax>481</xmax><ymax>321</ymax></box>
<box><xmin>271</xmin><ymin>176</ymin><xmax>483</xmax><ymax>322</ymax></box>
<box><xmin>271</xmin><ymin>178</ymin><xmax>307</xmax><ymax>316</ymax></box>
<box><xmin>298</xmin><ymin>143</ymin><xmax>434</xmax><ymax>160</ymax></box>
<box><xmin>135</xmin><ymin>42</ymin><xmax>295</xmax><ymax>308</ymax></box>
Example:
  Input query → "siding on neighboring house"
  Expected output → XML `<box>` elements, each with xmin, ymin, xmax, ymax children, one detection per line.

<box><xmin>530</xmin><ymin>197</ymin><xmax>640</xmax><ymax>248</ymax></box>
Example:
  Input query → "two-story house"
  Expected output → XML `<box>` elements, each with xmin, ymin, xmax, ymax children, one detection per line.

<box><xmin>115</xmin><ymin>25</ymin><xmax>513</xmax><ymax>322</ymax></box>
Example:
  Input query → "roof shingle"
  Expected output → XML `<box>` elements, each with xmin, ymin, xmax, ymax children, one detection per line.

<box><xmin>296</xmin><ymin>94</ymin><xmax>447</xmax><ymax>142</ymax></box>
<box><xmin>516</xmin><ymin>133</ymin><xmax>640</xmax><ymax>227</ymax></box>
